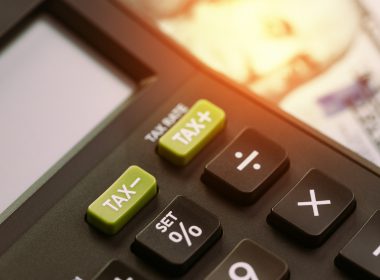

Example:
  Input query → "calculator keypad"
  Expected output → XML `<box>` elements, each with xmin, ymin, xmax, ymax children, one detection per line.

<box><xmin>79</xmin><ymin>99</ymin><xmax>366</xmax><ymax>279</ymax></box>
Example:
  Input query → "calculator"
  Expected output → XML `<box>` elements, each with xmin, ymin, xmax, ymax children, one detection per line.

<box><xmin>1</xmin><ymin>1</ymin><xmax>380</xmax><ymax>279</ymax></box>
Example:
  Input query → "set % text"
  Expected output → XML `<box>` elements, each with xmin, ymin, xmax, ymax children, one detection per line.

<box><xmin>155</xmin><ymin>211</ymin><xmax>203</xmax><ymax>247</ymax></box>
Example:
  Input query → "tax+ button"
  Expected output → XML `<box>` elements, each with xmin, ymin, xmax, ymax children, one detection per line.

<box><xmin>158</xmin><ymin>99</ymin><xmax>225</xmax><ymax>166</ymax></box>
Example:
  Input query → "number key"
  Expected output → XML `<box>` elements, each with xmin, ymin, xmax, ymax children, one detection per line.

<box><xmin>205</xmin><ymin>239</ymin><xmax>289</xmax><ymax>280</ymax></box>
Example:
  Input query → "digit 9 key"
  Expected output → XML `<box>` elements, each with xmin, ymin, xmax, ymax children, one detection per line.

<box><xmin>131</xmin><ymin>196</ymin><xmax>222</xmax><ymax>275</ymax></box>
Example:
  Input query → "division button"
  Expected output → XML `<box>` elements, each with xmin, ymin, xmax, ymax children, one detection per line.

<box><xmin>205</xmin><ymin>239</ymin><xmax>289</xmax><ymax>280</ymax></box>
<box><xmin>201</xmin><ymin>128</ymin><xmax>289</xmax><ymax>203</ymax></box>
<box><xmin>93</xmin><ymin>260</ymin><xmax>147</xmax><ymax>280</ymax></box>
<box><xmin>335</xmin><ymin>210</ymin><xmax>380</xmax><ymax>279</ymax></box>
<box><xmin>267</xmin><ymin>169</ymin><xmax>356</xmax><ymax>247</ymax></box>
<box><xmin>131</xmin><ymin>196</ymin><xmax>222</xmax><ymax>275</ymax></box>
<box><xmin>158</xmin><ymin>99</ymin><xmax>226</xmax><ymax>165</ymax></box>
<box><xmin>86</xmin><ymin>165</ymin><xmax>157</xmax><ymax>235</ymax></box>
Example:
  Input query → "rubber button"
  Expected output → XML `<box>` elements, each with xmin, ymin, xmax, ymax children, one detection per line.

<box><xmin>86</xmin><ymin>165</ymin><xmax>157</xmax><ymax>235</ymax></box>
<box><xmin>158</xmin><ymin>99</ymin><xmax>226</xmax><ymax>165</ymax></box>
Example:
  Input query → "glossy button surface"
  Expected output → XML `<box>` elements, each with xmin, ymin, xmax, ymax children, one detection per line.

<box><xmin>87</xmin><ymin>165</ymin><xmax>157</xmax><ymax>235</ymax></box>
<box><xmin>158</xmin><ymin>99</ymin><xmax>226</xmax><ymax>165</ymax></box>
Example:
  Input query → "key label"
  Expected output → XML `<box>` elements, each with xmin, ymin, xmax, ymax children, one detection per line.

<box><xmin>235</xmin><ymin>150</ymin><xmax>262</xmax><ymax>171</ymax></box>
<box><xmin>155</xmin><ymin>211</ymin><xmax>203</xmax><ymax>247</ymax></box>
<box><xmin>171</xmin><ymin>111</ymin><xmax>212</xmax><ymax>145</ymax></box>
<box><xmin>169</xmin><ymin>222</ymin><xmax>202</xmax><ymax>247</ymax></box>
<box><xmin>229</xmin><ymin>262</ymin><xmax>259</xmax><ymax>280</ymax></box>
<box><xmin>155</xmin><ymin>211</ymin><xmax>178</xmax><ymax>232</ymax></box>
<box><xmin>297</xmin><ymin>189</ymin><xmax>331</xmax><ymax>217</ymax></box>
<box><xmin>373</xmin><ymin>245</ymin><xmax>380</xmax><ymax>257</ymax></box>
<box><xmin>144</xmin><ymin>103</ymin><xmax>189</xmax><ymax>143</ymax></box>
<box><xmin>102</xmin><ymin>178</ymin><xmax>140</xmax><ymax>211</ymax></box>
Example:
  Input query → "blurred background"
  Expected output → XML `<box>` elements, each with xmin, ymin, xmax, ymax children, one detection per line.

<box><xmin>124</xmin><ymin>0</ymin><xmax>380</xmax><ymax>166</ymax></box>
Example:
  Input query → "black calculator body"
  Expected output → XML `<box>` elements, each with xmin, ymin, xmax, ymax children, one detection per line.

<box><xmin>1</xmin><ymin>1</ymin><xmax>380</xmax><ymax>279</ymax></box>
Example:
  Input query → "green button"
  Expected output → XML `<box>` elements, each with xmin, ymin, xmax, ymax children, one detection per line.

<box><xmin>158</xmin><ymin>99</ymin><xmax>226</xmax><ymax>165</ymax></box>
<box><xmin>86</xmin><ymin>165</ymin><xmax>157</xmax><ymax>235</ymax></box>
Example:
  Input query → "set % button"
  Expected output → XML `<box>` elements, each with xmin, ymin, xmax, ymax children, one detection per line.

<box><xmin>155</xmin><ymin>210</ymin><xmax>203</xmax><ymax>247</ymax></box>
<box><xmin>132</xmin><ymin>196</ymin><xmax>222</xmax><ymax>275</ymax></box>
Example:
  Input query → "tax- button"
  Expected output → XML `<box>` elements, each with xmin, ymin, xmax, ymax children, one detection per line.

<box><xmin>132</xmin><ymin>196</ymin><xmax>222</xmax><ymax>275</ymax></box>
<box><xmin>205</xmin><ymin>239</ymin><xmax>289</xmax><ymax>280</ymax></box>
<box><xmin>86</xmin><ymin>165</ymin><xmax>157</xmax><ymax>235</ymax></box>
<box><xmin>158</xmin><ymin>99</ymin><xmax>226</xmax><ymax>165</ymax></box>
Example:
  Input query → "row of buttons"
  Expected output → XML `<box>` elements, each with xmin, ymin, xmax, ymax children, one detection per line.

<box><xmin>86</xmin><ymin>99</ymin><xmax>379</xmax><ymax>278</ymax></box>
<box><xmin>93</xmin><ymin>209</ymin><xmax>380</xmax><ymax>279</ymax></box>
<box><xmin>85</xmin><ymin>166</ymin><xmax>287</xmax><ymax>277</ymax></box>
<box><xmin>94</xmin><ymin>238</ymin><xmax>289</xmax><ymax>280</ymax></box>
<box><xmin>156</xmin><ymin>99</ymin><xmax>357</xmax><ymax>247</ymax></box>
<box><xmin>90</xmin><ymin>194</ymin><xmax>289</xmax><ymax>279</ymax></box>
<box><xmin>90</xmin><ymin>195</ymin><xmax>380</xmax><ymax>280</ymax></box>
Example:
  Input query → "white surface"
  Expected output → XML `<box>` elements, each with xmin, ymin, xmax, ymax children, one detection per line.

<box><xmin>0</xmin><ymin>16</ymin><xmax>135</xmax><ymax>216</ymax></box>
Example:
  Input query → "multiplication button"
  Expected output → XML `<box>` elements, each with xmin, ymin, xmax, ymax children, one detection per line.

<box><xmin>86</xmin><ymin>165</ymin><xmax>157</xmax><ymax>235</ymax></box>
<box><xmin>202</xmin><ymin>128</ymin><xmax>289</xmax><ymax>203</ymax></box>
<box><xmin>132</xmin><ymin>196</ymin><xmax>222</xmax><ymax>275</ymax></box>
<box><xmin>267</xmin><ymin>169</ymin><xmax>355</xmax><ymax>247</ymax></box>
